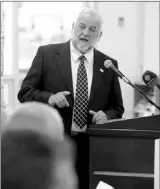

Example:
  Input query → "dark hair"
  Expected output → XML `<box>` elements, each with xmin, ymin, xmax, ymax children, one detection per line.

<box><xmin>1</xmin><ymin>130</ymin><xmax>74</xmax><ymax>189</ymax></box>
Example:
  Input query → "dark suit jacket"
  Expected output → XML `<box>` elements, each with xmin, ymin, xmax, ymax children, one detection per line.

<box><xmin>18</xmin><ymin>41</ymin><xmax>124</xmax><ymax>134</ymax></box>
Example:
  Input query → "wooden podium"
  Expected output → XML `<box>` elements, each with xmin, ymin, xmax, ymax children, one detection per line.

<box><xmin>86</xmin><ymin>115</ymin><xmax>160</xmax><ymax>189</ymax></box>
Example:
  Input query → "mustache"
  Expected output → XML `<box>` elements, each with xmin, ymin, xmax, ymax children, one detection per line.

<box><xmin>79</xmin><ymin>38</ymin><xmax>96</xmax><ymax>46</ymax></box>
<box><xmin>79</xmin><ymin>37</ymin><xmax>89</xmax><ymax>41</ymax></box>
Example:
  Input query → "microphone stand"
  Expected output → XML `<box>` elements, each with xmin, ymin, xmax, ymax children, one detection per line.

<box><xmin>121</xmin><ymin>76</ymin><xmax>160</xmax><ymax>111</ymax></box>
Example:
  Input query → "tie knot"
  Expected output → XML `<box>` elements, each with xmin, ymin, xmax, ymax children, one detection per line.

<box><xmin>79</xmin><ymin>55</ymin><xmax>86</xmax><ymax>63</ymax></box>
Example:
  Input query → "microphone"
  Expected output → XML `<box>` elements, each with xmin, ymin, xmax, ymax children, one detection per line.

<box><xmin>104</xmin><ymin>60</ymin><xmax>160</xmax><ymax>111</ymax></box>
<box><xmin>142</xmin><ymin>70</ymin><xmax>160</xmax><ymax>90</ymax></box>
<box><xmin>104</xmin><ymin>60</ymin><xmax>131</xmax><ymax>84</ymax></box>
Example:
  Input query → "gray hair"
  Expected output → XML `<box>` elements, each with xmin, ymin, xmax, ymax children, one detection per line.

<box><xmin>74</xmin><ymin>7</ymin><xmax>103</xmax><ymax>30</ymax></box>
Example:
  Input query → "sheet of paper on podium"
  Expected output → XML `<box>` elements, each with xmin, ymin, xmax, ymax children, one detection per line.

<box><xmin>96</xmin><ymin>181</ymin><xmax>114</xmax><ymax>189</ymax></box>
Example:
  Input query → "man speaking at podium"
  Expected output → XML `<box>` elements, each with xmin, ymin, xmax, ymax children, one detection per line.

<box><xmin>18</xmin><ymin>8</ymin><xmax>124</xmax><ymax>189</ymax></box>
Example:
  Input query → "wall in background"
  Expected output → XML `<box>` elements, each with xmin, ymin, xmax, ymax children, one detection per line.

<box><xmin>143</xmin><ymin>3</ymin><xmax>159</xmax><ymax>75</ymax></box>
<box><xmin>96</xmin><ymin>2</ymin><xmax>159</xmax><ymax>118</ymax></box>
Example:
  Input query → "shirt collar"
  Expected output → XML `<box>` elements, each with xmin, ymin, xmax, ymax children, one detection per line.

<box><xmin>70</xmin><ymin>40</ymin><xmax>94</xmax><ymax>64</ymax></box>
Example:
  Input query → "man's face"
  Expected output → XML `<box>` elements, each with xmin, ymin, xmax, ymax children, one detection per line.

<box><xmin>72</xmin><ymin>12</ymin><xmax>102</xmax><ymax>54</ymax></box>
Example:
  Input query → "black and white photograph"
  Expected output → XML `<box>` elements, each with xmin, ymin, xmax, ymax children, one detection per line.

<box><xmin>1</xmin><ymin>2</ymin><xmax>160</xmax><ymax>189</ymax></box>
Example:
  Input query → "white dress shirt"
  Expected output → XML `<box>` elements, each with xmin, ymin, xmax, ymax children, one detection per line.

<box><xmin>70</xmin><ymin>40</ymin><xmax>94</xmax><ymax>132</ymax></box>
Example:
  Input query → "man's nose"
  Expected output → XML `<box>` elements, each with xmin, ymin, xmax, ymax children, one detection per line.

<box><xmin>82</xmin><ymin>28</ymin><xmax>89</xmax><ymax>36</ymax></box>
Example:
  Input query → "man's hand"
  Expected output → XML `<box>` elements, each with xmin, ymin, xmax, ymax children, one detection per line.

<box><xmin>48</xmin><ymin>91</ymin><xmax>70</xmax><ymax>108</ymax></box>
<box><xmin>89</xmin><ymin>110</ymin><xmax>109</xmax><ymax>124</ymax></box>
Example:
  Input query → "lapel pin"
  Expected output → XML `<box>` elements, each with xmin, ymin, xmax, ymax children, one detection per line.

<box><xmin>100</xmin><ymin>68</ymin><xmax>104</xmax><ymax>73</ymax></box>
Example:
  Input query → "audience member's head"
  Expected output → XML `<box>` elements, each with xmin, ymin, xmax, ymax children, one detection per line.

<box><xmin>1</xmin><ymin>102</ymin><xmax>64</xmax><ymax>139</ymax></box>
<box><xmin>1</xmin><ymin>102</ymin><xmax>78</xmax><ymax>189</ymax></box>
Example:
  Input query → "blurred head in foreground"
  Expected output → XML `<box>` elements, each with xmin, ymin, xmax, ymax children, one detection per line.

<box><xmin>1</xmin><ymin>102</ymin><xmax>77</xmax><ymax>189</ymax></box>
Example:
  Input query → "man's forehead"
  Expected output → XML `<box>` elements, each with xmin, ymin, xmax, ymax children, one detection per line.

<box><xmin>77</xmin><ymin>15</ymin><xmax>101</xmax><ymax>28</ymax></box>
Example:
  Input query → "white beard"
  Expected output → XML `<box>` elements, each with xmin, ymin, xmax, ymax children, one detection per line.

<box><xmin>76</xmin><ymin>41</ymin><xmax>91</xmax><ymax>53</ymax></box>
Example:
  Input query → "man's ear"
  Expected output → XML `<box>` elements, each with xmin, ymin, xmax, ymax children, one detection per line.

<box><xmin>99</xmin><ymin>31</ymin><xmax>102</xmax><ymax>40</ymax></box>
<box><xmin>72</xmin><ymin>23</ymin><xmax>75</xmax><ymax>31</ymax></box>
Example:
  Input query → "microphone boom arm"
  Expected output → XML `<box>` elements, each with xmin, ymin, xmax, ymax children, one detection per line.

<box><xmin>125</xmin><ymin>79</ymin><xmax>160</xmax><ymax>111</ymax></box>
<box><xmin>104</xmin><ymin>59</ymin><xmax>160</xmax><ymax>111</ymax></box>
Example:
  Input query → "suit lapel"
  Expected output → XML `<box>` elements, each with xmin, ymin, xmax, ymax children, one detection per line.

<box><xmin>88</xmin><ymin>49</ymin><xmax>104</xmax><ymax>107</ymax></box>
<box><xmin>55</xmin><ymin>43</ymin><xmax>104</xmax><ymax>106</ymax></box>
<box><xmin>56</xmin><ymin>41</ymin><xmax>74</xmax><ymax>96</ymax></box>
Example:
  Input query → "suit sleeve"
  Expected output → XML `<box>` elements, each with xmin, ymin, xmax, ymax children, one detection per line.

<box><xmin>18</xmin><ymin>46</ymin><xmax>52</xmax><ymax>104</ymax></box>
<box><xmin>104</xmin><ymin>61</ymin><xmax>124</xmax><ymax>119</ymax></box>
